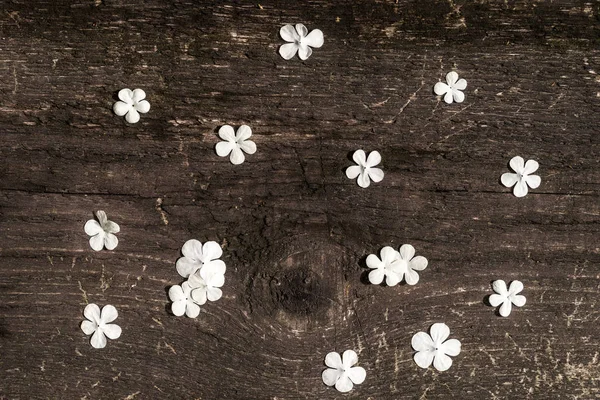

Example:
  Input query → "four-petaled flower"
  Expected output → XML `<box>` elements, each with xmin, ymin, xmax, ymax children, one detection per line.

<box><xmin>189</xmin><ymin>262</ymin><xmax>226</xmax><ymax>305</ymax></box>
<box><xmin>346</xmin><ymin>150</ymin><xmax>384</xmax><ymax>188</ymax></box>
<box><xmin>169</xmin><ymin>281</ymin><xmax>201</xmax><ymax>318</ymax></box>
<box><xmin>434</xmin><ymin>71</ymin><xmax>467</xmax><ymax>104</ymax></box>
<box><xmin>279</xmin><ymin>23</ymin><xmax>324</xmax><ymax>60</ymax></box>
<box><xmin>81</xmin><ymin>304</ymin><xmax>122</xmax><ymax>349</ymax></box>
<box><xmin>322</xmin><ymin>350</ymin><xmax>366</xmax><ymax>393</ymax></box>
<box><xmin>84</xmin><ymin>210</ymin><xmax>120</xmax><ymax>251</ymax></box>
<box><xmin>113</xmin><ymin>88</ymin><xmax>151</xmax><ymax>123</ymax></box>
<box><xmin>501</xmin><ymin>156</ymin><xmax>541</xmax><ymax>197</ymax></box>
<box><xmin>176</xmin><ymin>239</ymin><xmax>225</xmax><ymax>278</ymax></box>
<box><xmin>395</xmin><ymin>244</ymin><xmax>428</xmax><ymax>286</ymax></box>
<box><xmin>412</xmin><ymin>323</ymin><xmax>461</xmax><ymax>372</ymax></box>
<box><xmin>366</xmin><ymin>246</ymin><xmax>402</xmax><ymax>286</ymax></box>
<box><xmin>489</xmin><ymin>280</ymin><xmax>526</xmax><ymax>317</ymax></box>
<box><xmin>215</xmin><ymin>125</ymin><xmax>257</xmax><ymax>165</ymax></box>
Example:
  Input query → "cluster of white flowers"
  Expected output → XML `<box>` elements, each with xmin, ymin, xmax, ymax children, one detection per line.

<box><xmin>366</xmin><ymin>244</ymin><xmax>428</xmax><ymax>286</ymax></box>
<box><xmin>169</xmin><ymin>239</ymin><xmax>226</xmax><ymax>318</ymax></box>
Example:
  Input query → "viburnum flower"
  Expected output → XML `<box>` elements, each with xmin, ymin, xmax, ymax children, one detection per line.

<box><xmin>366</xmin><ymin>246</ymin><xmax>402</xmax><ymax>286</ymax></box>
<box><xmin>346</xmin><ymin>150</ymin><xmax>384</xmax><ymax>188</ymax></box>
<box><xmin>501</xmin><ymin>156</ymin><xmax>541</xmax><ymax>197</ymax></box>
<box><xmin>322</xmin><ymin>350</ymin><xmax>366</xmax><ymax>393</ymax></box>
<box><xmin>279</xmin><ymin>23</ymin><xmax>324</xmax><ymax>60</ymax></box>
<box><xmin>189</xmin><ymin>262</ymin><xmax>226</xmax><ymax>305</ymax></box>
<box><xmin>176</xmin><ymin>239</ymin><xmax>225</xmax><ymax>278</ymax></box>
<box><xmin>169</xmin><ymin>281</ymin><xmax>201</xmax><ymax>318</ymax></box>
<box><xmin>80</xmin><ymin>304</ymin><xmax>122</xmax><ymax>349</ymax></box>
<box><xmin>215</xmin><ymin>125</ymin><xmax>257</xmax><ymax>165</ymax></box>
<box><xmin>412</xmin><ymin>323</ymin><xmax>461</xmax><ymax>372</ymax></box>
<box><xmin>84</xmin><ymin>210</ymin><xmax>120</xmax><ymax>251</ymax></box>
<box><xmin>489</xmin><ymin>280</ymin><xmax>526</xmax><ymax>317</ymax></box>
<box><xmin>395</xmin><ymin>244</ymin><xmax>428</xmax><ymax>285</ymax></box>
<box><xmin>434</xmin><ymin>71</ymin><xmax>467</xmax><ymax>104</ymax></box>
<box><xmin>113</xmin><ymin>88</ymin><xmax>150</xmax><ymax>123</ymax></box>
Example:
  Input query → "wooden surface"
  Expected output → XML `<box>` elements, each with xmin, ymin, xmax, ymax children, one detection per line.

<box><xmin>1</xmin><ymin>1</ymin><xmax>599</xmax><ymax>399</ymax></box>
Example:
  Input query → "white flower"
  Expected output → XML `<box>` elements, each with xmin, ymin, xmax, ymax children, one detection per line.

<box><xmin>113</xmin><ymin>88</ymin><xmax>150</xmax><ymax>123</ymax></box>
<box><xmin>434</xmin><ymin>71</ymin><xmax>467</xmax><ymax>104</ymax></box>
<box><xmin>411</xmin><ymin>323</ymin><xmax>461</xmax><ymax>372</ymax></box>
<box><xmin>346</xmin><ymin>150</ymin><xmax>384</xmax><ymax>188</ymax></box>
<box><xmin>176</xmin><ymin>239</ymin><xmax>226</xmax><ymax>278</ymax></box>
<box><xmin>168</xmin><ymin>281</ymin><xmax>201</xmax><ymax>318</ymax></box>
<box><xmin>215</xmin><ymin>125</ymin><xmax>257</xmax><ymax>165</ymax></box>
<box><xmin>366</xmin><ymin>246</ymin><xmax>402</xmax><ymax>286</ymax></box>
<box><xmin>189</xmin><ymin>262</ymin><xmax>226</xmax><ymax>305</ymax></box>
<box><xmin>279</xmin><ymin>23</ymin><xmax>324</xmax><ymax>60</ymax></box>
<box><xmin>395</xmin><ymin>244</ymin><xmax>428</xmax><ymax>285</ymax></box>
<box><xmin>501</xmin><ymin>156</ymin><xmax>541</xmax><ymax>197</ymax></box>
<box><xmin>489</xmin><ymin>280</ymin><xmax>526</xmax><ymax>317</ymax></box>
<box><xmin>81</xmin><ymin>304</ymin><xmax>122</xmax><ymax>349</ymax></box>
<box><xmin>322</xmin><ymin>350</ymin><xmax>366</xmax><ymax>393</ymax></box>
<box><xmin>84</xmin><ymin>211</ymin><xmax>120</xmax><ymax>251</ymax></box>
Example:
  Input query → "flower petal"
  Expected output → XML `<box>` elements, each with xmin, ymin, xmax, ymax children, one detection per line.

<box><xmin>181</xmin><ymin>239</ymin><xmax>202</xmax><ymax>260</ymax></box>
<box><xmin>96</xmin><ymin>210</ymin><xmax>108</xmax><ymax>226</ymax></box>
<box><xmin>176</xmin><ymin>257</ymin><xmax>201</xmax><ymax>278</ymax></box>
<box><xmin>135</xmin><ymin>100</ymin><xmax>150</xmax><ymax>114</ymax></box>
<box><xmin>446</xmin><ymin>71</ymin><xmax>459</xmax><ymax>86</ymax></box>
<box><xmin>89</xmin><ymin>234</ymin><xmax>105</xmax><ymax>251</ymax></box>
<box><xmin>366</xmin><ymin>253</ymin><xmax>382</xmax><ymax>269</ymax></box>
<box><xmin>399</xmin><ymin>244</ymin><xmax>415</xmax><ymax>261</ymax></box>
<box><xmin>526</xmin><ymin>174</ymin><xmax>541</xmax><ymax>189</ymax></box>
<box><xmin>132</xmin><ymin>89</ymin><xmax>146</xmax><ymax>102</ymax></box>
<box><xmin>523</xmin><ymin>159</ymin><xmax>539</xmax><ymax>175</ymax></box>
<box><xmin>280</xmin><ymin>24</ymin><xmax>299</xmax><ymax>42</ymax></box>
<box><xmin>452</xmin><ymin>89</ymin><xmax>465</xmax><ymax>103</ymax></box>
<box><xmin>409</xmin><ymin>255</ymin><xmax>428</xmax><ymax>271</ymax></box>
<box><xmin>499</xmin><ymin>300</ymin><xmax>512</xmax><ymax>317</ymax></box>
<box><xmin>357</xmin><ymin>171</ymin><xmax>371</xmax><ymax>188</ymax></box>
<box><xmin>345</xmin><ymin>165</ymin><xmax>362</xmax><ymax>180</ymax></box>
<box><xmin>348</xmin><ymin>366</ymin><xmax>366</xmax><ymax>385</ymax></box>
<box><xmin>379</xmin><ymin>246</ymin><xmax>398</xmax><ymax>263</ymax></box>
<box><xmin>368</xmin><ymin>168</ymin><xmax>384</xmax><ymax>183</ymax></box>
<box><xmin>304</xmin><ymin>29</ymin><xmax>324</xmax><ymax>48</ymax></box>
<box><xmin>385</xmin><ymin>272</ymin><xmax>401</xmax><ymax>287</ymax></box>
<box><xmin>440</xmin><ymin>339</ymin><xmax>461</xmax><ymax>356</ymax></box>
<box><xmin>90</xmin><ymin>329</ymin><xmax>107</xmax><ymax>349</ymax></box>
<box><xmin>512</xmin><ymin>294</ymin><xmax>527</xmax><ymax>307</ymax></box>
<box><xmin>103</xmin><ymin>221</ymin><xmax>120</xmax><ymax>234</ymax></box>
<box><xmin>335</xmin><ymin>376</ymin><xmax>354</xmax><ymax>393</ymax></box>
<box><xmin>235</xmin><ymin>125</ymin><xmax>252</xmax><ymax>141</ymax></box>
<box><xmin>201</xmin><ymin>241</ymin><xmax>222</xmax><ymax>262</ymax></box>
<box><xmin>404</xmin><ymin>268</ymin><xmax>420</xmax><ymax>285</ymax></box>
<box><xmin>239</xmin><ymin>140</ymin><xmax>257</xmax><ymax>155</ymax></box>
<box><xmin>352</xmin><ymin>150</ymin><xmax>366</xmax><ymax>166</ymax></box>
<box><xmin>325</xmin><ymin>352</ymin><xmax>343</xmax><ymax>368</ymax></box>
<box><xmin>168</xmin><ymin>285</ymin><xmax>185</xmax><ymax>302</ymax></box>
<box><xmin>113</xmin><ymin>101</ymin><xmax>131</xmax><ymax>117</ymax></box>
<box><xmin>443</xmin><ymin>91</ymin><xmax>454</xmax><ymax>104</ymax></box>
<box><xmin>84</xmin><ymin>220</ymin><xmax>103</xmax><ymax>236</ymax></box>
<box><xmin>104</xmin><ymin>233</ymin><xmax>118</xmax><ymax>251</ymax></box>
<box><xmin>125</xmin><ymin>108</ymin><xmax>140</xmax><ymax>124</ymax></box>
<box><xmin>216</xmin><ymin>141</ymin><xmax>235</xmax><ymax>158</ymax></box>
<box><xmin>207</xmin><ymin>287</ymin><xmax>222</xmax><ymax>302</ymax></box>
<box><xmin>414</xmin><ymin>350</ymin><xmax>435</xmax><ymax>369</ymax></box>
<box><xmin>342</xmin><ymin>350</ymin><xmax>359</xmax><ymax>368</ymax></box>
<box><xmin>492</xmin><ymin>279</ymin><xmax>508</xmax><ymax>295</ymax></box>
<box><xmin>368</xmin><ymin>268</ymin><xmax>385</xmax><ymax>285</ymax></box>
<box><xmin>509</xmin><ymin>156</ymin><xmax>525</xmax><ymax>174</ymax></box>
<box><xmin>513</xmin><ymin>179</ymin><xmax>529</xmax><ymax>197</ymax></box>
<box><xmin>81</xmin><ymin>320</ymin><xmax>97</xmax><ymax>335</ymax></box>
<box><xmin>102</xmin><ymin>323</ymin><xmax>121</xmax><ymax>340</ymax></box>
<box><xmin>279</xmin><ymin>43</ymin><xmax>299</xmax><ymax>60</ymax></box>
<box><xmin>218</xmin><ymin>125</ymin><xmax>236</xmax><ymax>142</ymax></box>
<box><xmin>508</xmin><ymin>280</ymin><xmax>524</xmax><ymax>295</ymax></box>
<box><xmin>100</xmin><ymin>305</ymin><xmax>118</xmax><ymax>324</ymax></box>
<box><xmin>433</xmin><ymin>352</ymin><xmax>453</xmax><ymax>372</ymax></box>
<box><xmin>118</xmin><ymin>89</ymin><xmax>133</xmax><ymax>104</ymax></box>
<box><xmin>488</xmin><ymin>294</ymin><xmax>505</xmax><ymax>307</ymax></box>
<box><xmin>203</xmin><ymin>271</ymin><xmax>225</xmax><ymax>289</ymax></box>
<box><xmin>203</xmin><ymin>259</ymin><xmax>226</xmax><ymax>276</ymax></box>
<box><xmin>191</xmin><ymin>287</ymin><xmax>207</xmax><ymax>305</ymax></box>
<box><xmin>295</xmin><ymin>23</ymin><xmax>308</xmax><ymax>38</ymax></box>
<box><xmin>171</xmin><ymin>300</ymin><xmax>186</xmax><ymax>316</ymax></box>
<box><xmin>430</xmin><ymin>323</ymin><xmax>450</xmax><ymax>344</ymax></box>
<box><xmin>365</xmin><ymin>150</ymin><xmax>381</xmax><ymax>167</ymax></box>
<box><xmin>230</xmin><ymin>147</ymin><xmax>245</xmax><ymax>165</ymax></box>
<box><xmin>298</xmin><ymin>44</ymin><xmax>313</xmax><ymax>60</ymax></box>
<box><xmin>84</xmin><ymin>303</ymin><xmax>101</xmax><ymax>324</ymax></box>
<box><xmin>411</xmin><ymin>332</ymin><xmax>435</xmax><ymax>352</ymax></box>
<box><xmin>186</xmin><ymin>302</ymin><xmax>200</xmax><ymax>318</ymax></box>
<box><xmin>434</xmin><ymin>82</ymin><xmax>449</xmax><ymax>96</ymax></box>
<box><xmin>501</xmin><ymin>172</ymin><xmax>519</xmax><ymax>188</ymax></box>
<box><xmin>454</xmin><ymin>78</ymin><xmax>467</xmax><ymax>90</ymax></box>
<box><xmin>322</xmin><ymin>368</ymin><xmax>340</xmax><ymax>387</ymax></box>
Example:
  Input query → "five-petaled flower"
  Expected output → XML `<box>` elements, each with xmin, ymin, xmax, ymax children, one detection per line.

<box><xmin>113</xmin><ymin>88</ymin><xmax>151</xmax><ymax>123</ymax></box>
<box><xmin>215</xmin><ymin>125</ymin><xmax>257</xmax><ymax>165</ymax></box>
<box><xmin>81</xmin><ymin>304</ymin><xmax>122</xmax><ymax>349</ymax></box>
<box><xmin>434</xmin><ymin>71</ymin><xmax>467</xmax><ymax>104</ymax></box>
<box><xmin>189</xmin><ymin>262</ymin><xmax>226</xmax><ymax>305</ymax></box>
<box><xmin>322</xmin><ymin>350</ymin><xmax>366</xmax><ymax>393</ymax></box>
<box><xmin>176</xmin><ymin>239</ymin><xmax>226</xmax><ymax>278</ymax></box>
<box><xmin>84</xmin><ymin>210</ymin><xmax>120</xmax><ymax>251</ymax></box>
<box><xmin>395</xmin><ymin>244</ymin><xmax>428</xmax><ymax>286</ymax></box>
<box><xmin>501</xmin><ymin>156</ymin><xmax>541</xmax><ymax>197</ymax></box>
<box><xmin>346</xmin><ymin>150</ymin><xmax>384</xmax><ymax>188</ymax></box>
<box><xmin>412</xmin><ymin>323</ymin><xmax>461</xmax><ymax>372</ymax></box>
<box><xmin>489</xmin><ymin>280</ymin><xmax>526</xmax><ymax>317</ymax></box>
<box><xmin>366</xmin><ymin>246</ymin><xmax>402</xmax><ymax>286</ymax></box>
<box><xmin>279</xmin><ymin>23</ymin><xmax>324</xmax><ymax>60</ymax></box>
<box><xmin>169</xmin><ymin>281</ymin><xmax>201</xmax><ymax>318</ymax></box>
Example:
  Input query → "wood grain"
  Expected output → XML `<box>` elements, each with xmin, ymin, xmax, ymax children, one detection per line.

<box><xmin>0</xmin><ymin>0</ymin><xmax>599</xmax><ymax>399</ymax></box>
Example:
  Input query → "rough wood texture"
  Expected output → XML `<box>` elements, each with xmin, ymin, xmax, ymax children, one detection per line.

<box><xmin>1</xmin><ymin>0</ymin><xmax>599</xmax><ymax>399</ymax></box>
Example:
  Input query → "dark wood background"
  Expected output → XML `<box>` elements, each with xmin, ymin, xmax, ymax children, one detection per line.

<box><xmin>1</xmin><ymin>0</ymin><xmax>599</xmax><ymax>399</ymax></box>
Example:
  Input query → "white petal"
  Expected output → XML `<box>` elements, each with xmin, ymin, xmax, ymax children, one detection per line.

<box><xmin>380</xmin><ymin>246</ymin><xmax>398</xmax><ymax>263</ymax></box>
<box><xmin>104</xmin><ymin>221</ymin><xmax>120</xmax><ymax>234</ymax></box>
<box><xmin>84</xmin><ymin>303</ymin><xmax>101</xmax><ymax>324</ymax></box>
<box><xmin>368</xmin><ymin>168</ymin><xmax>384</xmax><ymax>183</ymax></box>
<box><xmin>102</xmin><ymin>323</ymin><xmax>121</xmax><ymax>340</ymax></box>
<box><xmin>513</xmin><ymin>179</ymin><xmax>529</xmax><ymax>197</ymax></box>
<box><xmin>168</xmin><ymin>285</ymin><xmax>185</xmax><ymax>302</ymax></box>
<box><xmin>322</xmin><ymin>368</ymin><xmax>340</xmax><ymax>387</ymax></box>
<box><xmin>171</xmin><ymin>300</ymin><xmax>186</xmax><ymax>316</ymax></box>
<box><xmin>218</xmin><ymin>125</ymin><xmax>236</xmax><ymax>142</ymax></box>
<box><xmin>191</xmin><ymin>287</ymin><xmax>207</xmax><ymax>305</ymax></box>
<box><xmin>411</xmin><ymin>332</ymin><xmax>435</xmax><ymax>352</ymax></box>
<box><xmin>325</xmin><ymin>352</ymin><xmax>343</xmax><ymax>369</ymax></box>
<box><xmin>501</xmin><ymin>173</ymin><xmax>519</xmax><ymax>188</ymax></box>
<box><xmin>446</xmin><ymin>71</ymin><xmax>459</xmax><ymax>86</ymax></box>
<box><xmin>454</xmin><ymin>78</ymin><xmax>467</xmax><ymax>90</ymax></box>
<box><xmin>512</xmin><ymin>294</ymin><xmax>527</xmax><ymax>307</ymax></box>
<box><xmin>440</xmin><ymin>339</ymin><xmax>461</xmax><ymax>356</ymax></box>
<box><xmin>526</xmin><ymin>174</ymin><xmax>541</xmax><ymax>189</ymax></box>
<box><xmin>523</xmin><ymin>159</ymin><xmax>539</xmax><ymax>175</ymax></box>
<box><xmin>298</xmin><ymin>44</ymin><xmax>313</xmax><ymax>60</ymax></box>
<box><xmin>352</xmin><ymin>150</ymin><xmax>366</xmax><ymax>166</ymax></box>
<box><xmin>499</xmin><ymin>300</ymin><xmax>512</xmax><ymax>317</ymax></box>
<box><xmin>492</xmin><ymin>280</ymin><xmax>508</xmax><ymax>295</ymax></box>
<box><xmin>239</xmin><ymin>140</ymin><xmax>256</xmax><ymax>155</ymax></box>
<box><xmin>201</xmin><ymin>241</ymin><xmax>222</xmax><ymax>261</ymax></box>
<box><xmin>366</xmin><ymin>253</ymin><xmax>383</xmax><ymax>269</ymax></box>
<box><xmin>118</xmin><ymin>88</ymin><xmax>133</xmax><ymax>103</ymax></box>
<box><xmin>430</xmin><ymin>323</ymin><xmax>450</xmax><ymax>344</ymax></box>
<box><xmin>187</xmin><ymin>273</ymin><xmax>205</xmax><ymax>288</ymax></box>
<box><xmin>385</xmin><ymin>271</ymin><xmax>401</xmax><ymax>287</ymax></box>
<box><xmin>125</xmin><ymin>108</ymin><xmax>140</xmax><ymax>124</ymax></box>
<box><xmin>279</xmin><ymin>43</ymin><xmax>299</xmax><ymax>60</ymax></box>
<box><xmin>89</xmin><ymin>234</ymin><xmax>105</xmax><ymax>251</ymax></box>
<box><xmin>434</xmin><ymin>82</ymin><xmax>449</xmax><ymax>96</ymax></box>
<box><xmin>368</xmin><ymin>268</ymin><xmax>384</xmax><ymax>285</ymax></box>
<box><xmin>100</xmin><ymin>305</ymin><xmax>118</xmax><ymax>324</ymax></box>
<box><xmin>203</xmin><ymin>259</ymin><xmax>226</xmax><ymax>277</ymax></box>
<box><xmin>365</xmin><ymin>151</ymin><xmax>381</xmax><ymax>167</ymax></box>
<box><xmin>186</xmin><ymin>302</ymin><xmax>200</xmax><ymax>318</ymax></box>
<box><xmin>216</xmin><ymin>141</ymin><xmax>234</xmax><ymax>158</ymax></box>
<box><xmin>404</xmin><ymin>268</ymin><xmax>420</xmax><ymax>285</ymax></box>
<box><xmin>104</xmin><ymin>233</ymin><xmax>118</xmax><ymax>251</ymax></box>
<box><xmin>204</xmin><ymin>272</ymin><xmax>225</xmax><ymax>289</ymax></box>
<box><xmin>90</xmin><ymin>330</ymin><xmax>107</xmax><ymax>349</ymax></box>
<box><xmin>84</xmin><ymin>220</ymin><xmax>103</xmax><ymax>236</ymax></box>
<box><xmin>342</xmin><ymin>350</ymin><xmax>358</xmax><ymax>368</ymax></box>
<box><xmin>236</xmin><ymin>125</ymin><xmax>252</xmax><ymax>141</ymax></box>
<box><xmin>345</xmin><ymin>165</ymin><xmax>362</xmax><ymax>180</ymax></box>
<box><xmin>347</xmin><ymin>366</ymin><xmax>366</xmax><ymax>385</ymax></box>
<box><xmin>280</xmin><ymin>24</ymin><xmax>299</xmax><ymax>42</ymax></box>
<box><xmin>132</xmin><ymin>89</ymin><xmax>146</xmax><ymax>102</ymax></box>
<box><xmin>414</xmin><ymin>350</ymin><xmax>435</xmax><ymax>369</ymax></box>
<box><xmin>409</xmin><ymin>256</ymin><xmax>428</xmax><ymax>271</ymax></box>
<box><xmin>335</xmin><ymin>376</ymin><xmax>354</xmax><ymax>393</ymax></box>
<box><xmin>176</xmin><ymin>257</ymin><xmax>201</xmax><ymax>278</ymax></box>
<box><xmin>135</xmin><ymin>100</ymin><xmax>150</xmax><ymax>114</ymax></box>
<box><xmin>452</xmin><ymin>89</ymin><xmax>465</xmax><ymax>103</ymax></box>
<box><xmin>399</xmin><ymin>244</ymin><xmax>415</xmax><ymax>261</ymax></box>
<box><xmin>433</xmin><ymin>352</ymin><xmax>453</xmax><ymax>371</ymax></box>
<box><xmin>182</xmin><ymin>239</ymin><xmax>203</xmax><ymax>260</ymax></box>
<box><xmin>95</xmin><ymin>210</ymin><xmax>108</xmax><ymax>226</ymax></box>
<box><xmin>443</xmin><ymin>91</ymin><xmax>454</xmax><ymax>104</ymax></box>
<box><xmin>488</xmin><ymin>294</ymin><xmax>505</xmax><ymax>307</ymax></box>
<box><xmin>295</xmin><ymin>23</ymin><xmax>308</xmax><ymax>38</ymax></box>
<box><xmin>357</xmin><ymin>171</ymin><xmax>370</xmax><ymax>188</ymax></box>
<box><xmin>509</xmin><ymin>156</ymin><xmax>525</xmax><ymax>174</ymax></box>
<box><xmin>81</xmin><ymin>320</ymin><xmax>97</xmax><ymax>335</ymax></box>
<box><xmin>508</xmin><ymin>280</ymin><xmax>524</xmax><ymax>295</ymax></box>
<box><xmin>230</xmin><ymin>147</ymin><xmax>245</xmax><ymax>165</ymax></box>
<box><xmin>304</xmin><ymin>29</ymin><xmax>324</xmax><ymax>48</ymax></box>
<box><xmin>206</xmin><ymin>287</ymin><xmax>222</xmax><ymax>302</ymax></box>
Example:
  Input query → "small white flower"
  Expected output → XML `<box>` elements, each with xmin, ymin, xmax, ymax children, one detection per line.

<box><xmin>346</xmin><ymin>150</ymin><xmax>384</xmax><ymax>188</ymax></box>
<box><xmin>412</xmin><ymin>323</ymin><xmax>461</xmax><ymax>372</ymax></box>
<box><xmin>395</xmin><ymin>244</ymin><xmax>428</xmax><ymax>285</ymax></box>
<box><xmin>489</xmin><ymin>280</ymin><xmax>526</xmax><ymax>317</ymax></box>
<box><xmin>434</xmin><ymin>71</ymin><xmax>467</xmax><ymax>104</ymax></box>
<box><xmin>366</xmin><ymin>246</ymin><xmax>402</xmax><ymax>286</ymax></box>
<box><xmin>322</xmin><ymin>350</ymin><xmax>366</xmax><ymax>393</ymax></box>
<box><xmin>279</xmin><ymin>23</ymin><xmax>324</xmax><ymax>60</ymax></box>
<box><xmin>168</xmin><ymin>281</ymin><xmax>201</xmax><ymax>318</ymax></box>
<box><xmin>113</xmin><ymin>88</ymin><xmax>150</xmax><ymax>123</ymax></box>
<box><xmin>501</xmin><ymin>156</ymin><xmax>541</xmax><ymax>197</ymax></box>
<box><xmin>189</xmin><ymin>262</ymin><xmax>226</xmax><ymax>305</ymax></box>
<box><xmin>81</xmin><ymin>304</ymin><xmax>122</xmax><ymax>349</ymax></box>
<box><xmin>176</xmin><ymin>239</ymin><xmax>226</xmax><ymax>278</ymax></box>
<box><xmin>215</xmin><ymin>125</ymin><xmax>257</xmax><ymax>165</ymax></box>
<box><xmin>84</xmin><ymin>211</ymin><xmax>120</xmax><ymax>251</ymax></box>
